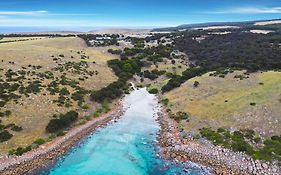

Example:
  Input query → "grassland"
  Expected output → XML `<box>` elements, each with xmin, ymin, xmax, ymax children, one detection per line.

<box><xmin>146</xmin><ymin>58</ymin><xmax>188</xmax><ymax>75</ymax></box>
<box><xmin>164</xmin><ymin>71</ymin><xmax>281</xmax><ymax>137</ymax></box>
<box><xmin>0</xmin><ymin>37</ymin><xmax>47</xmax><ymax>43</ymax></box>
<box><xmin>0</xmin><ymin>37</ymin><xmax>117</xmax><ymax>154</ymax></box>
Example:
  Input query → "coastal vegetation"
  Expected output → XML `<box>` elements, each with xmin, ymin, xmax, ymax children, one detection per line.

<box><xmin>46</xmin><ymin>111</ymin><xmax>78</xmax><ymax>133</ymax></box>
<box><xmin>200</xmin><ymin>128</ymin><xmax>281</xmax><ymax>162</ymax></box>
<box><xmin>165</xmin><ymin>70</ymin><xmax>281</xmax><ymax>163</ymax></box>
<box><xmin>162</xmin><ymin>31</ymin><xmax>281</xmax><ymax>92</ymax></box>
<box><xmin>0</xmin><ymin>36</ymin><xmax>117</xmax><ymax>153</ymax></box>
<box><xmin>87</xmin><ymin>35</ymin><xmax>178</xmax><ymax>102</ymax></box>
<box><xmin>0</xmin><ymin>130</ymin><xmax>13</xmax><ymax>142</ymax></box>
<box><xmin>0</xmin><ymin>24</ymin><xmax>281</xmax><ymax>167</ymax></box>
<box><xmin>91</xmin><ymin>58</ymin><xmax>142</xmax><ymax>102</ymax></box>
<box><xmin>83</xmin><ymin>29</ymin><xmax>281</xmax><ymax>165</ymax></box>
<box><xmin>150</xmin><ymin>27</ymin><xmax>281</xmax><ymax>164</ymax></box>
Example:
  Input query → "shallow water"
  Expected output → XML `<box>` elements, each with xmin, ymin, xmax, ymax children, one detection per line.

<box><xmin>41</xmin><ymin>89</ymin><xmax>208</xmax><ymax>175</ymax></box>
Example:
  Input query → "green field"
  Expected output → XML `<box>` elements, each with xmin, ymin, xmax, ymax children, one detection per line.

<box><xmin>165</xmin><ymin>71</ymin><xmax>281</xmax><ymax>136</ymax></box>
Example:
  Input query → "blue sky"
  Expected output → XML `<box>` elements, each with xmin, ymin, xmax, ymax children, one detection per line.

<box><xmin>0</xmin><ymin>0</ymin><xmax>280</xmax><ymax>28</ymax></box>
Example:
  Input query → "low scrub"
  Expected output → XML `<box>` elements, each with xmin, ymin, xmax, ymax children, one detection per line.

<box><xmin>46</xmin><ymin>111</ymin><xmax>78</xmax><ymax>133</ymax></box>
<box><xmin>170</xmin><ymin>111</ymin><xmax>189</xmax><ymax>122</ymax></box>
<box><xmin>33</xmin><ymin>138</ymin><xmax>46</xmax><ymax>145</ymax></box>
<box><xmin>0</xmin><ymin>130</ymin><xmax>13</xmax><ymax>142</ymax></box>
<box><xmin>148</xmin><ymin>88</ymin><xmax>159</xmax><ymax>94</ymax></box>
<box><xmin>9</xmin><ymin>145</ymin><xmax>32</xmax><ymax>156</ymax></box>
<box><xmin>200</xmin><ymin>128</ymin><xmax>281</xmax><ymax>162</ymax></box>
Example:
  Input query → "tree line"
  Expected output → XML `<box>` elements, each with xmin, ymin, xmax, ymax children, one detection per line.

<box><xmin>162</xmin><ymin>31</ymin><xmax>281</xmax><ymax>92</ymax></box>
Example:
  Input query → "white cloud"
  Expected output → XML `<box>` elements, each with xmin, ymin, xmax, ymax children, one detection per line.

<box><xmin>0</xmin><ymin>10</ymin><xmax>48</xmax><ymax>15</ymax></box>
<box><xmin>210</xmin><ymin>7</ymin><xmax>281</xmax><ymax>14</ymax></box>
<box><xmin>0</xmin><ymin>10</ymin><xmax>101</xmax><ymax>17</ymax></box>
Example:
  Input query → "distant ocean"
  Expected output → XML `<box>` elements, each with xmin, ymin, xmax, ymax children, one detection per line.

<box><xmin>0</xmin><ymin>26</ymin><xmax>99</xmax><ymax>34</ymax></box>
<box><xmin>0</xmin><ymin>26</ymin><xmax>155</xmax><ymax>34</ymax></box>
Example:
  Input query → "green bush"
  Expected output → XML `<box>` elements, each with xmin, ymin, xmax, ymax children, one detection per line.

<box><xmin>193</xmin><ymin>81</ymin><xmax>199</xmax><ymax>87</ymax></box>
<box><xmin>250</xmin><ymin>102</ymin><xmax>256</xmax><ymax>106</ymax></box>
<box><xmin>171</xmin><ymin>111</ymin><xmax>189</xmax><ymax>122</ymax></box>
<box><xmin>56</xmin><ymin>131</ymin><xmax>65</xmax><ymax>136</ymax></box>
<box><xmin>11</xmin><ymin>125</ymin><xmax>23</xmax><ymax>132</ymax></box>
<box><xmin>93</xmin><ymin>111</ymin><xmax>100</xmax><ymax>118</ymax></box>
<box><xmin>0</xmin><ymin>130</ymin><xmax>13</xmax><ymax>142</ymax></box>
<box><xmin>5</xmin><ymin>110</ymin><xmax>11</xmax><ymax>116</ymax></box>
<box><xmin>82</xmin><ymin>103</ymin><xmax>89</xmax><ymax>109</ymax></box>
<box><xmin>46</xmin><ymin>111</ymin><xmax>78</xmax><ymax>133</ymax></box>
<box><xmin>33</xmin><ymin>138</ymin><xmax>46</xmax><ymax>145</ymax></box>
<box><xmin>101</xmin><ymin>101</ymin><xmax>110</xmax><ymax>113</ymax></box>
<box><xmin>108</xmin><ymin>49</ymin><xmax>122</xmax><ymax>55</ymax></box>
<box><xmin>161</xmin><ymin>98</ymin><xmax>169</xmax><ymax>106</ymax></box>
<box><xmin>148</xmin><ymin>88</ymin><xmax>159</xmax><ymax>94</ymax></box>
<box><xmin>200</xmin><ymin>127</ymin><xmax>281</xmax><ymax>162</ymax></box>
<box><xmin>9</xmin><ymin>145</ymin><xmax>32</xmax><ymax>156</ymax></box>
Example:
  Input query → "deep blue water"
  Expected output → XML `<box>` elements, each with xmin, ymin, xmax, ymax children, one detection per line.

<box><xmin>40</xmin><ymin>89</ymin><xmax>209</xmax><ymax>175</ymax></box>
<box><xmin>0</xmin><ymin>27</ymin><xmax>95</xmax><ymax>34</ymax></box>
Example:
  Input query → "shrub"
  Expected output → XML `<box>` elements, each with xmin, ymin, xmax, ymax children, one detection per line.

<box><xmin>148</xmin><ymin>88</ymin><xmax>159</xmax><ymax>94</ymax></box>
<box><xmin>143</xmin><ymin>70</ymin><xmax>158</xmax><ymax>80</ymax></box>
<box><xmin>108</xmin><ymin>49</ymin><xmax>122</xmax><ymax>55</ymax></box>
<box><xmin>11</xmin><ymin>125</ymin><xmax>23</xmax><ymax>132</ymax></box>
<box><xmin>82</xmin><ymin>103</ymin><xmax>89</xmax><ymax>109</ymax></box>
<box><xmin>85</xmin><ymin>115</ymin><xmax>91</xmax><ymax>121</ymax></box>
<box><xmin>5</xmin><ymin>110</ymin><xmax>11</xmax><ymax>116</ymax></box>
<box><xmin>101</xmin><ymin>101</ymin><xmax>110</xmax><ymax>113</ymax></box>
<box><xmin>60</xmin><ymin>87</ymin><xmax>70</xmax><ymax>96</ymax></box>
<box><xmin>161</xmin><ymin>98</ymin><xmax>169</xmax><ymax>106</ymax></box>
<box><xmin>199</xmin><ymin>127</ymin><xmax>281</xmax><ymax>162</ymax></box>
<box><xmin>171</xmin><ymin>111</ymin><xmax>189</xmax><ymax>122</ymax></box>
<box><xmin>33</xmin><ymin>138</ymin><xmax>46</xmax><ymax>145</ymax></box>
<box><xmin>93</xmin><ymin>111</ymin><xmax>100</xmax><ymax>118</ymax></box>
<box><xmin>56</xmin><ymin>131</ymin><xmax>65</xmax><ymax>136</ymax></box>
<box><xmin>46</xmin><ymin>111</ymin><xmax>78</xmax><ymax>133</ymax></box>
<box><xmin>0</xmin><ymin>130</ymin><xmax>13</xmax><ymax>142</ymax></box>
<box><xmin>193</xmin><ymin>81</ymin><xmax>199</xmax><ymax>87</ymax></box>
<box><xmin>250</xmin><ymin>102</ymin><xmax>256</xmax><ymax>106</ymax></box>
<box><xmin>9</xmin><ymin>145</ymin><xmax>32</xmax><ymax>156</ymax></box>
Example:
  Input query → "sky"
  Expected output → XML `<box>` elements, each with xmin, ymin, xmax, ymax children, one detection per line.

<box><xmin>0</xmin><ymin>0</ymin><xmax>280</xmax><ymax>29</ymax></box>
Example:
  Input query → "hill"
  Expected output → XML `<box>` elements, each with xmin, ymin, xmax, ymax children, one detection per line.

<box><xmin>90</xmin><ymin>28</ymin><xmax>151</xmax><ymax>35</ymax></box>
<box><xmin>0</xmin><ymin>36</ymin><xmax>118</xmax><ymax>153</ymax></box>
<box><xmin>153</xmin><ymin>19</ymin><xmax>281</xmax><ymax>32</ymax></box>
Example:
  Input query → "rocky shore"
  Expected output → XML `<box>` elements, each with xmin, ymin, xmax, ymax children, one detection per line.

<box><xmin>157</xmin><ymin>106</ymin><xmax>281</xmax><ymax>175</ymax></box>
<box><xmin>0</xmin><ymin>102</ymin><xmax>124</xmax><ymax>175</ymax></box>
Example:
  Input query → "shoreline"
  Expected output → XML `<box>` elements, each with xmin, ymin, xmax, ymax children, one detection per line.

<box><xmin>1</xmin><ymin>91</ymin><xmax>280</xmax><ymax>175</ymax></box>
<box><xmin>0</xmin><ymin>100</ymin><xmax>124</xmax><ymax>175</ymax></box>
<box><xmin>156</xmin><ymin>102</ymin><xmax>281</xmax><ymax>175</ymax></box>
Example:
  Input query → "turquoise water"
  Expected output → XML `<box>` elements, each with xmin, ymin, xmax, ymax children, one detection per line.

<box><xmin>40</xmin><ymin>89</ymin><xmax>209</xmax><ymax>175</ymax></box>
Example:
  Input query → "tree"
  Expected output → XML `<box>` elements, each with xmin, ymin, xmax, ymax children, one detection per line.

<box><xmin>122</xmin><ymin>63</ymin><xmax>133</xmax><ymax>73</ymax></box>
<box><xmin>46</xmin><ymin>111</ymin><xmax>78</xmax><ymax>133</ymax></box>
